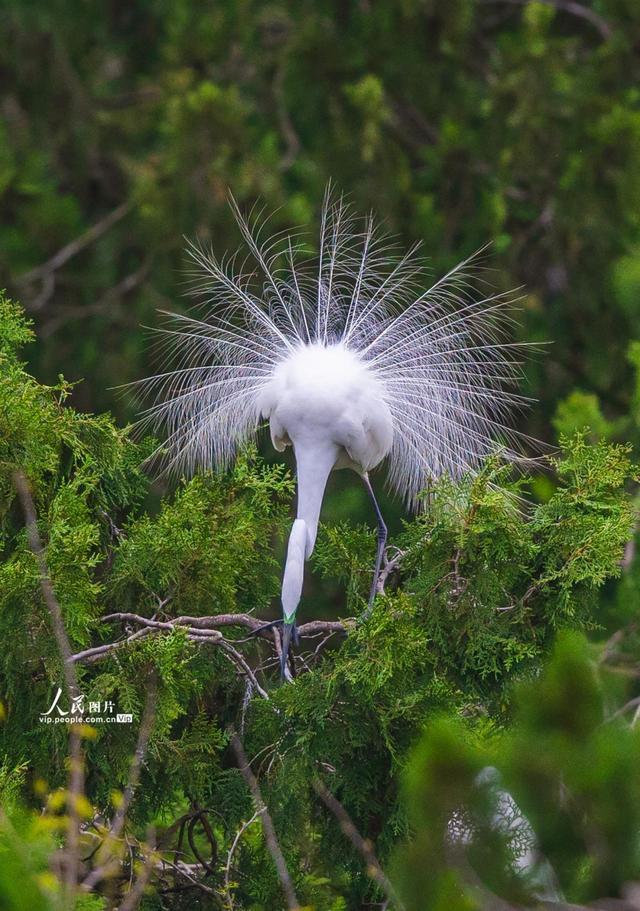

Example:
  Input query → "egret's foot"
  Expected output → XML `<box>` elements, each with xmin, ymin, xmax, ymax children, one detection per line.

<box><xmin>250</xmin><ymin>618</ymin><xmax>284</xmax><ymax>637</ymax></box>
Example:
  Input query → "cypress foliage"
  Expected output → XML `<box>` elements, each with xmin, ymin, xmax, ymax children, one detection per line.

<box><xmin>0</xmin><ymin>293</ymin><xmax>638</xmax><ymax>908</ymax></box>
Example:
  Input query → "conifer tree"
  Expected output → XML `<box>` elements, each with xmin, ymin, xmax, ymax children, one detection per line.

<box><xmin>1</xmin><ymin>294</ymin><xmax>639</xmax><ymax>909</ymax></box>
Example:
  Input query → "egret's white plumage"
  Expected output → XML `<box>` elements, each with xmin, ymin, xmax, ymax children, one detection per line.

<box><xmin>134</xmin><ymin>189</ymin><xmax>534</xmax><ymax>674</ymax></box>
<box><xmin>258</xmin><ymin>340</ymin><xmax>393</xmax><ymax>621</ymax></box>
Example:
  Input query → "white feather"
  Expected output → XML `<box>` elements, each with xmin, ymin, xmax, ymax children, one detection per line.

<box><xmin>134</xmin><ymin>191</ymin><xmax>533</xmax><ymax>511</ymax></box>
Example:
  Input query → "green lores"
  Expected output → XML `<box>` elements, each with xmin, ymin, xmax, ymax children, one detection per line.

<box><xmin>0</xmin><ymin>293</ymin><xmax>638</xmax><ymax>910</ymax></box>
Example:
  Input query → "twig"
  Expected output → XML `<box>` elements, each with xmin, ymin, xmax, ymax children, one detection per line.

<box><xmin>598</xmin><ymin>624</ymin><xmax>636</xmax><ymax>667</ymax></box>
<box><xmin>217</xmin><ymin>640</ymin><xmax>270</xmax><ymax>700</ymax></box>
<box><xmin>156</xmin><ymin>856</ymin><xmax>220</xmax><ymax>897</ymax></box>
<box><xmin>478</xmin><ymin>0</ymin><xmax>611</xmax><ymax>41</ymax></box>
<box><xmin>230</xmin><ymin>732</ymin><xmax>300</xmax><ymax>910</ymax></box>
<box><xmin>376</xmin><ymin>547</ymin><xmax>406</xmax><ymax>596</ymax></box>
<box><xmin>274</xmin><ymin>59</ymin><xmax>301</xmax><ymax>171</ymax></box>
<box><xmin>445</xmin><ymin>841</ymin><xmax>527</xmax><ymax>911</ymax></box>
<box><xmin>186</xmin><ymin>806</ymin><xmax>217</xmax><ymax>876</ymax></box>
<box><xmin>117</xmin><ymin>828</ymin><xmax>156</xmax><ymax>911</ymax></box>
<box><xmin>83</xmin><ymin>672</ymin><xmax>158</xmax><ymax>889</ymax></box>
<box><xmin>622</xmin><ymin>521</ymin><xmax>637</xmax><ymax>572</ymax></box>
<box><xmin>605</xmin><ymin>695</ymin><xmax>640</xmax><ymax>724</ymax></box>
<box><xmin>70</xmin><ymin>613</ymin><xmax>350</xmax><ymax>689</ymax></box>
<box><xmin>40</xmin><ymin>257</ymin><xmax>151</xmax><ymax>339</ymax></box>
<box><xmin>16</xmin><ymin>202</ymin><xmax>131</xmax><ymax>307</ymax></box>
<box><xmin>312</xmin><ymin>778</ymin><xmax>405</xmax><ymax>911</ymax></box>
<box><xmin>13</xmin><ymin>472</ymin><xmax>78</xmax><ymax>689</ymax></box>
<box><xmin>68</xmin><ymin>627</ymin><xmax>154</xmax><ymax>664</ymax></box>
<box><xmin>117</xmin><ymin>674</ymin><xmax>157</xmax><ymax>829</ymax></box>
<box><xmin>13</xmin><ymin>470</ymin><xmax>83</xmax><ymax>899</ymax></box>
<box><xmin>389</xmin><ymin>98</ymin><xmax>439</xmax><ymax>153</ymax></box>
<box><xmin>224</xmin><ymin>809</ymin><xmax>263</xmax><ymax>909</ymax></box>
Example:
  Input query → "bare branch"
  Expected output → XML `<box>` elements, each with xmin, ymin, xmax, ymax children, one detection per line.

<box><xmin>299</xmin><ymin>618</ymin><xmax>352</xmax><ymax>637</ymax></box>
<box><xmin>13</xmin><ymin>471</ymin><xmax>79</xmax><ymax>693</ymax></box>
<box><xmin>99</xmin><ymin>610</ymin><xmax>349</xmax><ymax>639</ymax></box>
<box><xmin>39</xmin><ymin>257</ymin><xmax>151</xmax><ymax>339</ymax></box>
<box><xmin>230</xmin><ymin>731</ymin><xmax>300</xmax><ymax>911</ymax></box>
<box><xmin>103</xmin><ymin>611</ymin><xmax>266</xmax><ymax>634</ymax></box>
<box><xmin>274</xmin><ymin>59</ymin><xmax>301</xmax><ymax>171</ymax></box>
<box><xmin>217</xmin><ymin>639</ymin><xmax>270</xmax><ymax>700</ymax></box>
<box><xmin>69</xmin><ymin>612</ymin><xmax>350</xmax><ymax>690</ymax></box>
<box><xmin>313</xmin><ymin>778</ymin><xmax>405</xmax><ymax>911</ymax></box>
<box><xmin>605</xmin><ymin>695</ymin><xmax>640</xmax><ymax>725</ymax></box>
<box><xmin>15</xmin><ymin>202</ymin><xmax>131</xmax><ymax>306</ymax></box>
<box><xmin>156</xmin><ymin>856</ymin><xmax>220</xmax><ymax>897</ymax></box>
<box><xmin>68</xmin><ymin>626</ymin><xmax>155</xmax><ymax>665</ymax></box>
<box><xmin>83</xmin><ymin>672</ymin><xmax>158</xmax><ymax>890</ymax></box>
<box><xmin>12</xmin><ymin>470</ymin><xmax>84</xmax><ymax>899</ymax></box>
<box><xmin>73</xmin><ymin>612</ymin><xmax>271</xmax><ymax>697</ymax></box>
<box><xmin>376</xmin><ymin>547</ymin><xmax>406</xmax><ymax>596</ymax></box>
<box><xmin>478</xmin><ymin>0</ymin><xmax>611</xmax><ymax>41</ymax></box>
<box><xmin>224</xmin><ymin>809</ymin><xmax>264</xmax><ymax>909</ymax></box>
<box><xmin>186</xmin><ymin>805</ymin><xmax>218</xmax><ymax>876</ymax></box>
<box><xmin>117</xmin><ymin>828</ymin><xmax>156</xmax><ymax>911</ymax></box>
<box><xmin>622</xmin><ymin>521</ymin><xmax>637</xmax><ymax>572</ymax></box>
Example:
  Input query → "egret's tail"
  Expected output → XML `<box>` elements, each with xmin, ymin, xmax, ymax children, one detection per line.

<box><xmin>280</xmin><ymin>441</ymin><xmax>337</xmax><ymax>679</ymax></box>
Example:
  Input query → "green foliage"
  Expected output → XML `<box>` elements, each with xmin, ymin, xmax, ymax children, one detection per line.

<box><xmin>397</xmin><ymin>632</ymin><xmax>640</xmax><ymax>909</ymax></box>
<box><xmin>3</xmin><ymin>0</ymin><xmax>640</xmax><ymax>452</ymax></box>
<box><xmin>1</xmin><ymin>294</ymin><xmax>639</xmax><ymax>908</ymax></box>
<box><xmin>0</xmin><ymin>809</ymin><xmax>63</xmax><ymax>911</ymax></box>
<box><xmin>553</xmin><ymin>391</ymin><xmax>615</xmax><ymax>441</ymax></box>
<box><xmin>109</xmin><ymin>456</ymin><xmax>292</xmax><ymax>617</ymax></box>
<box><xmin>4</xmin><ymin>3</ymin><xmax>640</xmax><ymax>907</ymax></box>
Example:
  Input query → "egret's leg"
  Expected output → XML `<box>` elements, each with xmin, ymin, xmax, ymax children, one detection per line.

<box><xmin>361</xmin><ymin>472</ymin><xmax>387</xmax><ymax>620</ymax></box>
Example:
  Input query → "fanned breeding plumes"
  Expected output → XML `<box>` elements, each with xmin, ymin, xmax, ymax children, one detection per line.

<box><xmin>134</xmin><ymin>188</ymin><xmax>536</xmax><ymax>678</ymax></box>
<box><xmin>137</xmin><ymin>192</ymin><xmax>533</xmax><ymax>504</ymax></box>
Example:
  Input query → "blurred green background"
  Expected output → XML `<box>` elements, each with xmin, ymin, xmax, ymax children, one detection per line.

<box><xmin>2</xmin><ymin>0</ymin><xmax>640</xmax><ymax>573</ymax></box>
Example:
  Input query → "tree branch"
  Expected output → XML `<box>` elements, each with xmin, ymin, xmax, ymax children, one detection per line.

<box><xmin>13</xmin><ymin>470</ymin><xmax>84</xmax><ymax>899</ymax></box>
<box><xmin>117</xmin><ymin>828</ymin><xmax>156</xmax><ymax>911</ymax></box>
<box><xmin>82</xmin><ymin>672</ymin><xmax>158</xmax><ymax>890</ymax></box>
<box><xmin>274</xmin><ymin>58</ymin><xmax>301</xmax><ymax>171</ymax></box>
<box><xmin>15</xmin><ymin>202</ymin><xmax>132</xmax><ymax>310</ymax></box>
<box><xmin>478</xmin><ymin>0</ymin><xmax>611</xmax><ymax>41</ymax></box>
<box><xmin>313</xmin><ymin>778</ymin><xmax>405</xmax><ymax>911</ymax></box>
<box><xmin>224</xmin><ymin>809</ymin><xmax>264</xmax><ymax>910</ymax></box>
<box><xmin>230</xmin><ymin>731</ymin><xmax>300</xmax><ymax>911</ymax></box>
<box><xmin>69</xmin><ymin>613</ymin><xmax>350</xmax><ymax>691</ymax></box>
<box><xmin>376</xmin><ymin>546</ymin><xmax>406</xmax><ymax>596</ymax></box>
<box><xmin>39</xmin><ymin>257</ymin><xmax>151</xmax><ymax>339</ymax></box>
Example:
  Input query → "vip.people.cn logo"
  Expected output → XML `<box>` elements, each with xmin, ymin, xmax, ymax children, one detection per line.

<box><xmin>39</xmin><ymin>687</ymin><xmax>133</xmax><ymax>724</ymax></box>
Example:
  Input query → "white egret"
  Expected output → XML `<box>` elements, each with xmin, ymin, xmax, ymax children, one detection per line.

<box><xmin>136</xmin><ymin>189</ymin><xmax>533</xmax><ymax>678</ymax></box>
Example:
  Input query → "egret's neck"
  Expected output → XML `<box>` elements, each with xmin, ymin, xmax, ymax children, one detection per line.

<box><xmin>294</xmin><ymin>440</ymin><xmax>338</xmax><ymax>556</ymax></box>
<box><xmin>280</xmin><ymin>440</ymin><xmax>338</xmax><ymax>622</ymax></box>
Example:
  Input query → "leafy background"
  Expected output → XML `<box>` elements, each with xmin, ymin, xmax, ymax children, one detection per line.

<box><xmin>4</xmin><ymin>1</ymin><xmax>640</xmax><ymax>521</ymax></box>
